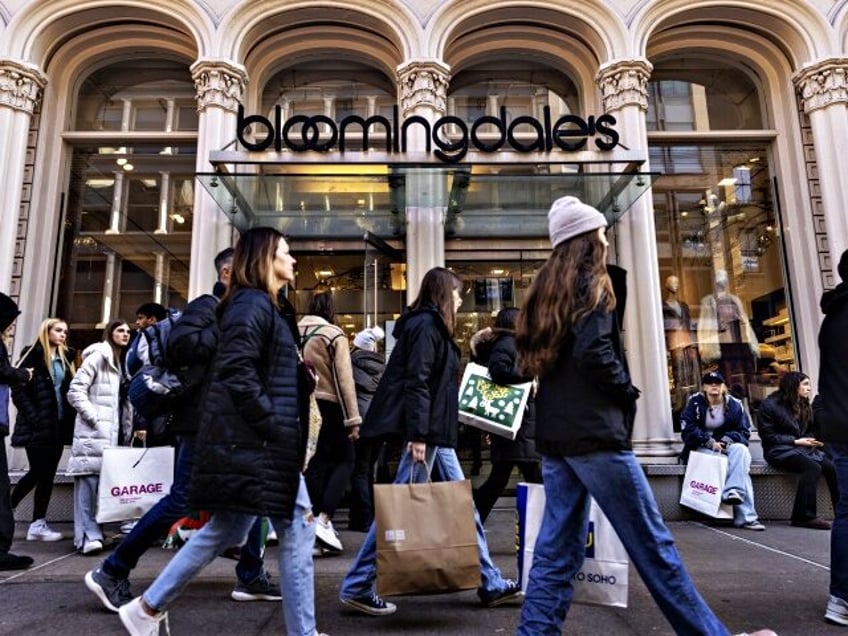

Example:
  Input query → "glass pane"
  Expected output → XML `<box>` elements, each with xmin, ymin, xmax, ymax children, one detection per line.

<box><xmin>647</xmin><ymin>61</ymin><xmax>764</xmax><ymax>131</ymax></box>
<box><xmin>651</xmin><ymin>143</ymin><xmax>790</xmax><ymax>428</ymax></box>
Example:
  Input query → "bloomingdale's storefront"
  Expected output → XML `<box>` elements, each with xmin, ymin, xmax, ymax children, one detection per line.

<box><xmin>2</xmin><ymin>0</ymin><xmax>848</xmax><ymax>470</ymax></box>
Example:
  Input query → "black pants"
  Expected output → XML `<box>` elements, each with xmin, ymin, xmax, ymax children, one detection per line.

<box><xmin>473</xmin><ymin>460</ymin><xmax>542</xmax><ymax>523</ymax></box>
<box><xmin>769</xmin><ymin>452</ymin><xmax>840</xmax><ymax>522</ymax></box>
<box><xmin>11</xmin><ymin>445</ymin><xmax>64</xmax><ymax>522</ymax></box>
<box><xmin>305</xmin><ymin>400</ymin><xmax>355</xmax><ymax>518</ymax></box>
<box><xmin>0</xmin><ymin>437</ymin><xmax>13</xmax><ymax>553</ymax></box>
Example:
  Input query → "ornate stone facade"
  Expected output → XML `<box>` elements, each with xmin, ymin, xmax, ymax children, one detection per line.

<box><xmin>794</xmin><ymin>58</ymin><xmax>848</xmax><ymax>114</ymax></box>
<box><xmin>397</xmin><ymin>61</ymin><xmax>450</xmax><ymax>116</ymax></box>
<box><xmin>191</xmin><ymin>59</ymin><xmax>248</xmax><ymax>113</ymax></box>
<box><xmin>596</xmin><ymin>59</ymin><xmax>653</xmax><ymax>112</ymax></box>
<box><xmin>0</xmin><ymin>59</ymin><xmax>47</xmax><ymax>115</ymax></box>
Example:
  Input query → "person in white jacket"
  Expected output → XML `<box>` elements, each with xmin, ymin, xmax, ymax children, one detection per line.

<box><xmin>67</xmin><ymin>320</ymin><xmax>132</xmax><ymax>555</ymax></box>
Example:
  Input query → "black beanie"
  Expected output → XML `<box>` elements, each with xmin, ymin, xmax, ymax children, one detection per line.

<box><xmin>839</xmin><ymin>249</ymin><xmax>848</xmax><ymax>282</ymax></box>
<box><xmin>0</xmin><ymin>292</ymin><xmax>21</xmax><ymax>332</ymax></box>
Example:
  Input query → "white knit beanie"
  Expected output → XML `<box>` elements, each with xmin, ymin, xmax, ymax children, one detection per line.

<box><xmin>548</xmin><ymin>196</ymin><xmax>608</xmax><ymax>248</ymax></box>
<box><xmin>353</xmin><ymin>326</ymin><xmax>385</xmax><ymax>352</ymax></box>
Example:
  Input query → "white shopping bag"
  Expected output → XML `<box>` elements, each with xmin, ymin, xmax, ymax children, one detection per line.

<box><xmin>516</xmin><ymin>482</ymin><xmax>629</xmax><ymax>608</ymax></box>
<box><xmin>679</xmin><ymin>450</ymin><xmax>733</xmax><ymax>519</ymax></box>
<box><xmin>96</xmin><ymin>446</ymin><xmax>174</xmax><ymax>523</ymax></box>
<box><xmin>457</xmin><ymin>362</ymin><xmax>532</xmax><ymax>440</ymax></box>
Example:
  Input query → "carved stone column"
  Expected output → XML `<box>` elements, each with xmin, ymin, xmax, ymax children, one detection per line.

<box><xmin>794</xmin><ymin>58</ymin><xmax>848</xmax><ymax>275</ymax></box>
<box><xmin>396</xmin><ymin>61</ymin><xmax>451</xmax><ymax>299</ymax></box>
<box><xmin>0</xmin><ymin>59</ymin><xmax>47</xmax><ymax>293</ymax></box>
<box><xmin>596</xmin><ymin>59</ymin><xmax>677</xmax><ymax>459</ymax></box>
<box><xmin>189</xmin><ymin>59</ymin><xmax>248</xmax><ymax>297</ymax></box>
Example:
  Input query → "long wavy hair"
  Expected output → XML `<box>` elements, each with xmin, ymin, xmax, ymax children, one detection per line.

<box><xmin>219</xmin><ymin>227</ymin><xmax>285</xmax><ymax>317</ymax></box>
<box><xmin>103</xmin><ymin>319</ymin><xmax>129</xmax><ymax>369</ymax></box>
<box><xmin>517</xmin><ymin>230</ymin><xmax>615</xmax><ymax>377</ymax></box>
<box><xmin>777</xmin><ymin>371</ymin><xmax>813</xmax><ymax>431</ymax></box>
<box><xmin>33</xmin><ymin>318</ymin><xmax>74</xmax><ymax>379</ymax></box>
<box><xmin>409</xmin><ymin>267</ymin><xmax>462</xmax><ymax>336</ymax></box>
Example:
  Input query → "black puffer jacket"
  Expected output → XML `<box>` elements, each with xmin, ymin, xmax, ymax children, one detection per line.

<box><xmin>190</xmin><ymin>289</ymin><xmax>305</xmax><ymax>520</ymax></box>
<box><xmin>350</xmin><ymin>348</ymin><xmax>385</xmax><ymax>418</ymax></box>
<box><xmin>167</xmin><ymin>283</ymin><xmax>223</xmax><ymax>437</ymax></box>
<box><xmin>361</xmin><ymin>305</ymin><xmax>461</xmax><ymax>448</ymax></box>
<box><xmin>535</xmin><ymin>308</ymin><xmax>638</xmax><ymax>457</ymax></box>
<box><xmin>818</xmin><ymin>282</ymin><xmax>848</xmax><ymax>443</ymax></box>
<box><xmin>487</xmin><ymin>330</ymin><xmax>538</xmax><ymax>463</ymax></box>
<box><xmin>11</xmin><ymin>342</ymin><xmax>75</xmax><ymax>447</ymax></box>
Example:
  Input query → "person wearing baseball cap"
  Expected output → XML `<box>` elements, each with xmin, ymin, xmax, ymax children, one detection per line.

<box><xmin>515</xmin><ymin>197</ymin><xmax>774</xmax><ymax>636</ymax></box>
<box><xmin>680</xmin><ymin>369</ymin><xmax>765</xmax><ymax>531</ymax></box>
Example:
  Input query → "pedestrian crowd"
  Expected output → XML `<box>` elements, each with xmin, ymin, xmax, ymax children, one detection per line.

<box><xmin>4</xmin><ymin>197</ymin><xmax>848</xmax><ymax>636</ymax></box>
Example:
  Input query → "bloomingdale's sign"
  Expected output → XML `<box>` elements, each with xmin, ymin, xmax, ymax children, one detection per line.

<box><xmin>237</xmin><ymin>105</ymin><xmax>619</xmax><ymax>163</ymax></box>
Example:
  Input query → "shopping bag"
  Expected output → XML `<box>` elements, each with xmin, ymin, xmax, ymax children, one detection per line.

<box><xmin>96</xmin><ymin>446</ymin><xmax>175</xmax><ymax>523</ymax></box>
<box><xmin>679</xmin><ymin>450</ymin><xmax>734</xmax><ymax>519</ymax></box>
<box><xmin>516</xmin><ymin>482</ymin><xmax>629</xmax><ymax>608</ymax></box>
<box><xmin>374</xmin><ymin>473</ymin><xmax>481</xmax><ymax>595</ymax></box>
<box><xmin>162</xmin><ymin>510</ymin><xmax>211</xmax><ymax>550</ymax></box>
<box><xmin>458</xmin><ymin>362</ymin><xmax>532</xmax><ymax>440</ymax></box>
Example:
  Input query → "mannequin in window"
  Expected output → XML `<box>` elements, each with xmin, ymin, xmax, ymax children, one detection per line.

<box><xmin>663</xmin><ymin>275</ymin><xmax>700</xmax><ymax>423</ymax></box>
<box><xmin>697</xmin><ymin>269</ymin><xmax>758</xmax><ymax>396</ymax></box>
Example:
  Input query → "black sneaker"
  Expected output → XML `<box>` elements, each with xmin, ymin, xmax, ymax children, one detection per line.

<box><xmin>85</xmin><ymin>567</ymin><xmax>133</xmax><ymax>612</ymax></box>
<box><xmin>340</xmin><ymin>593</ymin><xmax>397</xmax><ymax>616</ymax></box>
<box><xmin>478</xmin><ymin>579</ymin><xmax>524</xmax><ymax>608</ymax></box>
<box><xmin>0</xmin><ymin>552</ymin><xmax>33</xmax><ymax>571</ymax></box>
<box><xmin>231</xmin><ymin>570</ymin><xmax>283</xmax><ymax>602</ymax></box>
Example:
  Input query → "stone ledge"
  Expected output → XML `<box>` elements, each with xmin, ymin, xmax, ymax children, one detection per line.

<box><xmin>642</xmin><ymin>462</ymin><xmax>786</xmax><ymax>476</ymax></box>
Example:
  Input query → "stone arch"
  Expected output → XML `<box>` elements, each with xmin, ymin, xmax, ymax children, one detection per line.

<box><xmin>630</xmin><ymin>0</ymin><xmax>833</xmax><ymax>66</ymax></box>
<box><xmin>829</xmin><ymin>0</ymin><xmax>848</xmax><ymax>55</ymax></box>
<box><xmin>217</xmin><ymin>0</ymin><xmax>414</xmax><ymax>66</ymax></box>
<box><xmin>1</xmin><ymin>0</ymin><xmax>211</xmax><ymax>64</ymax></box>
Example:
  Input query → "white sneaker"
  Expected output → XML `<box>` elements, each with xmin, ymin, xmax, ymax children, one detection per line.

<box><xmin>118</xmin><ymin>597</ymin><xmax>169</xmax><ymax>636</ymax></box>
<box><xmin>120</xmin><ymin>520</ymin><xmax>139</xmax><ymax>534</ymax></box>
<box><xmin>826</xmin><ymin>594</ymin><xmax>848</xmax><ymax>625</ymax></box>
<box><xmin>314</xmin><ymin>518</ymin><xmax>343</xmax><ymax>552</ymax></box>
<box><xmin>81</xmin><ymin>540</ymin><xmax>103</xmax><ymax>555</ymax></box>
<box><xmin>27</xmin><ymin>519</ymin><xmax>63</xmax><ymax>542</ymax></box>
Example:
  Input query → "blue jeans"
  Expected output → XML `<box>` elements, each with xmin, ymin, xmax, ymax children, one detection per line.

<box><xmin>829</xmin><ymin>442</ymin><xmax>848</xmax><ymax>600</ymax></box>
<box><xmin>104</xmin><ymin>437</ymin><xmax>264</xmax><ymax>583</ymax></box>
<box><xmin>340</xmin><ymin>446</ymin><xmax>512</xmax><ymax>600</ymax></box>
<box><xmin>693</xmin><ymin>446</ymin><xmax>759</xmax><ymax>526</ymax></box>
<box><xmin>144</xmin><ymin>475</ymin><xmax>316</xmax><ymax>636</ymax></box>
<box><xmin>518</xmin><ymin>452</ymin><xmax>729</xmax><ymax>636</ymax></box>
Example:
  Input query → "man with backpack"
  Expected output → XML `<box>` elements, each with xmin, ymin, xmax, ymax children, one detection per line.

<box><xmin>85</xmin><ymin>248</ymin><xmax>281</xmax><ymax>612</ymax></box>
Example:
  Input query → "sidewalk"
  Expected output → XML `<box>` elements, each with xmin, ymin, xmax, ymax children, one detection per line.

<box><xmin>0</xmin><ymin>509</ymin><xmax>841</xmax><ymax>635</ymax></box>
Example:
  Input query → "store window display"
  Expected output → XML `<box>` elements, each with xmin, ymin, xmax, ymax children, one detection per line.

<box><xmin>662</xmin><ymin>275</ymin><xmax>700</xmax><ymax>423</ymax></box>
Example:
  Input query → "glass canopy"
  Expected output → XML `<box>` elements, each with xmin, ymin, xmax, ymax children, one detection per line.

<box><xmin>196</xmin><ymin>153</ymin><xmax>657</xmax><ymax>239</ymax></box>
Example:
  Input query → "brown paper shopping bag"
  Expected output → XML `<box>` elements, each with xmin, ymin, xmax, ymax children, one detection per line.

<box><xmin>374</xmin><ymin>477</ymin><xmax>481</xmax><ymax>596</ymax></box>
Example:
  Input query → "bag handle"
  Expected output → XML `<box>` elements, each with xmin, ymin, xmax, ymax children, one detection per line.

<box><xmin>129</xmin><ymin>437</ymin><xmax>149</xmax><ymax>468</ymax></box>
<box><xmin>408</xmin><ymin>458</ymin><xmax>433</xmax><ymax>484</ymax></box>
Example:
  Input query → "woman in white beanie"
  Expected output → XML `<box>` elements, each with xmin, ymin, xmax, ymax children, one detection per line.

<box><xmin>515</xmin><ymin>196</ymin><xmax>774</xmax><ymax>636</ymax></box>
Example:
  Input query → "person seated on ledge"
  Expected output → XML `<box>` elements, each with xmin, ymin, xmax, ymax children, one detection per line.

<box><xmin>680</xmin><ymin>371</ymin><xmax>765</xmax><ymax>531</ymax></box>
<box><xmin>758</xmin><ymin>371</ymin><xmax>839</xmax><ymax>530</ymax></box>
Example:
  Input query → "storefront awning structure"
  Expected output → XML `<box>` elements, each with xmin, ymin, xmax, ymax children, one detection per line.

<box><xmin>197</xmin><ymin>150</ymin><xmax>657</xmax><ymax>239</ymax></box>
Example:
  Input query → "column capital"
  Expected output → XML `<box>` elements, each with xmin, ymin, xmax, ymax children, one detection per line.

<box><xmin>190</xmin><ymin>59</ymin><xmax>248</xmax><ymax>114</ymax></box>
<box><xmin>596</xmin><ymin>58</ymin><xmax>653</xmax><ymax>113</ymax></box>
<box><xmin>0</xmin><ymin>59</ymin><xmax>47</xmax><ymax>114</ymax></box>
<box><xmin>793</xmin><ymin>58</ymin><xmax>848</xmax><ymax>114</ymax></box>
<box><xmin>397</xmin><ymin>60</ymin><xmax>451</xmax><ymax>116</ymax></box>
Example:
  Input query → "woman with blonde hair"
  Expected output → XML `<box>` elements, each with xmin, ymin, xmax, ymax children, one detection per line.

<box><xmin>11</xmin><ymin>318</ymin><xmax>76</xmax><ymax>541</ymax></box>
<box><xmin>67</xmin><ymin>319</ymin><xmax>133</xmax><ymax>555</ymax></box>
<box><xmin>515</xmin><ymin>196</ymin><xmax>774</xmax><ymax>636</ymax></box>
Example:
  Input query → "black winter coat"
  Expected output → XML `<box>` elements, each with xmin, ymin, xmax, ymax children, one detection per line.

<box><xmin>350</xmin><ymin>348</ymin><xmax>385</xmax><ymax>418</ymax></box>
<box><xmin>0</xmin><ymin>338</ymin><xmax>30</xmax><ymax>437</ymax></box>
<box><xmin>190</xmin><ymin>289</ymin><xmax>305</xmax><ymax>520</ymax></box>
<box><xmin>535</xmin><ymin>309</ymin><xmax>638</xmax><ymax>457</ymax></box>
<box><xmin>818</xmin><ymin>282</ymin><xmax>848</xmax><ymax>444</ymax></box>
<box><xmin>361</xmin><ymin>305</ymin><xmax>461</xmax><ymax>448</ymax></box>
<box><xmin>758</xmin><ymin>393</ymin><xmax>825</xmax><ymax>464</ymax></box>
<box><xmin>167</xmin><ymin>283</ymin><xmax>223</xmax><ymax>437</ymax></box>
<box><xmin>11</xmin><ymin>343</ymin><xmax>75</xmax><ymax>447</ymax></box>
<box><xmin>486</xmin><ymin>331</ymin><xmax>538</xmax><ymax>463</ymax></box>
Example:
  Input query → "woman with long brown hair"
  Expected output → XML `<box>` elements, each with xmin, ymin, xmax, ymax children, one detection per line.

<box><xmin>759</xmin><ymin>371</ymin><xmax>838</xmax><ymax>529</ymax></box>
<box><xmin>118</xmin><ymin>227</ymin><xmax>323</xmax><ymax>636</ymax></box>
<box><xmin>516</xmin><ymin>196</ymin><xmax>773</xmax><ymax>636</ymax></box>
<box><xmin>11</xmin><ymin>318</ymin><xmax>76</xmax><ymax>542</ymax></box>
<box><xmin>339</xmin><ymin>266</ymin><xmax>522</xmax><ymax>616</ymax></box>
